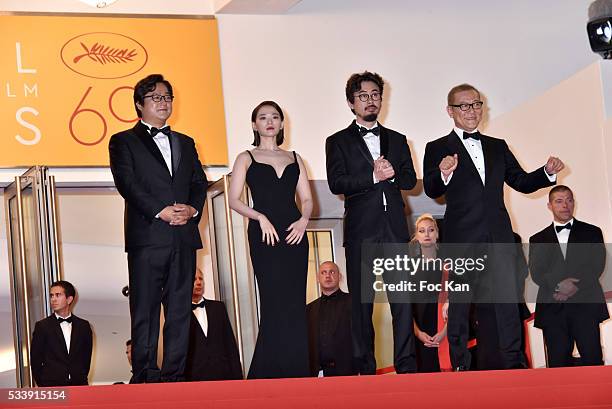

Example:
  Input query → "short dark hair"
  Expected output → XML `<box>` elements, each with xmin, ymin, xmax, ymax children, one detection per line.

<box><xmin>126</xmin><ymin>339</ymin><xmax>132</xmax><ymax>346</ymax></box>
<box><xmin>548</xmin><ymin>185</ymin><xmax>573</xmax><ymax>202</ymax></box>
<box><xmin>133</xmin><ymin>74</ymin><xmax>173</xmax><ymax>117</ymax></box>
<box><xmin>345</xmin><ymin>71</ymin><xmax>384</xmax><ymax>114</ymax></box>
<box><xmin>447</xmin><ymin>83</ymin><xmax>480</xmax><ymax>105</ymax></box>
<box><xmin>251</xmin><ymin>100</ymin><xmax>285</xmax><ymax>146</ymax></box>
<box><xmin>51</xmin><ymin>280</ymin><xmax>76</xmax><ymax>299</ymax></box>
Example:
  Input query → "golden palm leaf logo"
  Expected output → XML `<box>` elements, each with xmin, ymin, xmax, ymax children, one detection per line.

<box><xmin>61</xmin><ymin>32</ymin><xmax>148</xmax><ymax>79</ymax></box>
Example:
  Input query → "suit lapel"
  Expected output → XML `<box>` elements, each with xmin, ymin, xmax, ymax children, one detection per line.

<box><xmin>446</xmin><ymin>131</ymin><xmax>482</xmax><ymax>185</ymax></box>
<box><xmin>133</xmin><ymin>122</ymin><xmax>172</xmax><ymax>177</ymax></box>
<box><xmin>543</xmin><ymin>223</ymin><xmax>566</xmax><ymax>261</ymax></box>
<box><xmin>349</xmin><ymin>122</ymin><xmax>374</xmax><ymax>166</ymax></box>
<box><xmin>200</xmin><ymin>300</ymin><xmax>209</xmax><ymax>339</ymax></box>
<box><xmin>52</xmin><ymin>316</ymin><xmax>69</xmax><ymax>357</ymax></box>
<box><xmin>169</xmin><ymin>132</ymin><xmax>182</xmax><ymax>176</ymax></box>
<box><xmin>481</xmin><ymin>135</ymin><xmax>495</xmax><ymax>188</ymax></box>
<box><xmin>566</xmin><ymin>219</ymin><xmax>580</xmax><ymax>260</ymax></box>
<box><xmin>379</xmin><ymin>126</ymin><xmax>389</xmax><ymax>159</ymax></box>
<box><xmin>542</xmin><ymin>224</ymin><xmax>559</xmax><ymax>243</ymax></box>
<box><xmin>68</xmin><ymin>317</ymin><xmax>77</xmax><ymax>357</ymax></box>
<box><xmin>567</xmin><ymin>219</ymin><xmax>579</xmax><ymax>244</ymax></box>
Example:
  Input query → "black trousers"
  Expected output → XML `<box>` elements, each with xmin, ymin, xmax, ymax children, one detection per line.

<box><xmin>127</xmin><ymin>245</ymin><xmax>196</xmax><ymax>382</ymax></box>
<box><xmin>474</xmin><ymin>303</ymin><xmax>527</xmax><ymax>370</ymax></box>
<box><xmin>447</xmin><ymin>244</ymin><xmax>525</xmax><ymax>370</ymax></box>
<box><xmin>542</xmin><ymin>309</ymin><xmax>604</xmax><ymax>368</ymax></box>
<box><xmin>345</xmin><ymin>214</ymin><xmax>416</xmax><ymax>375</ymax></box>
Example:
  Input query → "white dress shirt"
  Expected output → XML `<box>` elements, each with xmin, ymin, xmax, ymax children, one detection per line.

<box><xmin>142</xmin><ymin>120</ymin><xmax>198</xmax><ymax>219</ymax></box>
<box><xmin>442</xmin><ymin>127</ymin><xmax>557</xmax><ymax>185</ymax></box>
<box><xmin>192</xmin><ymin>297</ymin><xmax>208</xmax><ymax>336</ymax></box>
<box><xmin>553</xmin><ymin>218</ymin><xmax>574</xmax><ymax>259</ymax></box>
<box><xmin>441</xmin><ymin>128</ymin><xmax>485</xmax><ymax>185</ymax></box>
<box><xmin>457</xmin><ymin>127</ymin><xmax>485</xmax><ymax>184</ymax></box>
<box><xmin>141</xmin><ymin>120</ymin><xmax>172</xmax><ymax>176</ymax></box>
<box><xmin>54</xmin><ymin>313</ymin><xmax>72</xmax><ymax>353</ymax></box>
<box><xmin>361</xmin><ymin>123</ymin><xmax>381</xmax><ymax>161</ymax></box>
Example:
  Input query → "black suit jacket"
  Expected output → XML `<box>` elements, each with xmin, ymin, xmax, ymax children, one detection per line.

<box><xmin>30</xmin><ymin>314</ymin><xmax>93</xmax><ymax>387</ymax></box>
<box><xmin>326</xmin><ymin>121</ymin><xmax>417</xmax><ymax>245</ymax></box>
<box><xmin>306</xmin><ymin>290</ymin><xmax>356</xmax><ymax>377</ymax></box>
<box><xmin>185</xmin><ymin>299</ymin><xmax>243</xmax><ymax>381</ymax></box>
<box><xmin>529</xmin><ymin>219</ymin><xmax>609</xmax><ymax>328</ymax></box>
<box><xmin>109</xmin><ymin>122</ymin><xmax>208</xmax><ymax>251</ymax></box>
<box><xmin>423</xmin><ymin>130</ymin><xmax>554</xmax><ymax>243</ymax></box>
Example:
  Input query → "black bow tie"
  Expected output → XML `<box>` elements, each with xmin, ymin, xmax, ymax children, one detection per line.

<box><xmin>150</xmin><ymin>126</ymin><xmax>171</xmax><ymax>137</ymax></box>
<box><xmin>358</xmin><ymin>126</ymin><xmax>380</xmax><ymax>137</ymax></box>
<box><xmin>555</xmin><ymin>223</ymin><xmax>572</xmax><ymax>233</ymax></box>
<box><xmin>57</xmin><ymin>316</ymin><xmax>72</xmax><ymax>324</ymax></box>
<box><xmin>192</xmin><ymin>300</ymin><xmax>205</xmax><ymax>310</ymax></box>
<box><xmin>463</xmin><ymin>131</ymin><xmax>481</xmax><ymax>141</ymax></box>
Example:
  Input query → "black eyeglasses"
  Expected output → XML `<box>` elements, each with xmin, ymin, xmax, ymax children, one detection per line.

<box><xmin>143</xmin><ymin>94</ymin><xmax>174</xmax><ymax>103</ymax></box>
<box><xmin>355</xmin><ymin>92</ymin><xmax>382</xmax><ymax>102</ymax></box>
<box><xmin>449</xmin><ymin>101</ymin><xmax>483</xmax><ymax>111</ymax></box>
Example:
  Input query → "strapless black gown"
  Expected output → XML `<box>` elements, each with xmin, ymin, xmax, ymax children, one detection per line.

<box><xmin>245</xmin><ymin>150</ymin><xmax>309</xmax><ymax>379</ymax></box>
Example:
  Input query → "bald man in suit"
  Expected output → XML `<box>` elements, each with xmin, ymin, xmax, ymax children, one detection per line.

<box><xmin>423</xmin><ymin>83</ymin><xmax>564</xmax><ymax>370</ymax></box>
<box><xmin>306</xmin><ymin>261</ymin><xmax>356</xmax><ymax>377</ymax></box>
<box><xmin>185</xmin><ymin>268</ymin><xmax>242</xmax><ymax>381</ymax></box>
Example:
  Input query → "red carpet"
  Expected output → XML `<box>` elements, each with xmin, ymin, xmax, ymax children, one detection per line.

<box><xmin>4</xmin><ymin>366</ymin><xmax>612</xmax><ymax>409</ymax></box>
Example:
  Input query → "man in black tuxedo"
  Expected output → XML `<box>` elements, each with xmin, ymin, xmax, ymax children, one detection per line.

<box><xmin>306</xmin><ymin>261</ymin><xmax>356</xmax><ymax>377</ymax></box>
<box><xmin>423</xmin><ymin>83</ymin><xmax>564</xmax><ymax>370</ymax></box>
<box><xmin>529</xmin><ymin>185</ymin><xmax>608</xmax><ymax>367</ymax></box>
<box><xmin>326</xmin><ymin>71</ymin><xmax>417</xmax><ymax>374</ymax></box>
<box><xmin>109</xmin><ymin>74</ymin><xmax>208</xmax><ymax>383</ymax></box>
<box><xmin>185</xmin><ymin>268</ymin><xmax>242</xmax><ymax>381</ymax></box>
<box><xmin>30</xmin><ymin>281</ymin><xmax>92</xmax><ymax>386</ymax></box>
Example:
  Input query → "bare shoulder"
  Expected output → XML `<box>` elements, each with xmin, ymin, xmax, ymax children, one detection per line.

<box><xmin>233</xmin><ymin>151</ymin><xmax>253</xmax><ymax>169</ymax></box>
<box><xmin>237</xmin><ymin>150</ymin><xmax>252</xmax><ymax>160</ymax></box>
<box><xmin>293</xmin><ymin>151</ymin><xmax>306</xmax><ymax>164</ymax></box>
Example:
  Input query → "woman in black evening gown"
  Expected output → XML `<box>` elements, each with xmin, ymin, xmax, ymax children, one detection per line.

<box><xmin>228</xmin><ymin>101</ymin><xmax>313</xmax><ymax>379</ymax></box>
<box><xmin>411</xmin><ymin>214</ymin><xmax>448</xmax><ymax>372</ymax></box>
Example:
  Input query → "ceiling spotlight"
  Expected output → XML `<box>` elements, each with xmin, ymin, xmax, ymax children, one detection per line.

<box><xmin>78</xmin><ymin>0</ymin><xmax>118</xmax><ymax>8</ymax></box>
<box><xmin>588</xmin><ymin>18</ymin><xmax>612</xmax><ymax>58</ymax></box>
<box><xmin>588</xmin><ymin>0</ymin><xmax>612</xmax><ymax>59</ymax></box>
<box><xmin>596</xmin><ymin>20</ymin><xmax>612</xmax><ymax>42</ymax></box>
